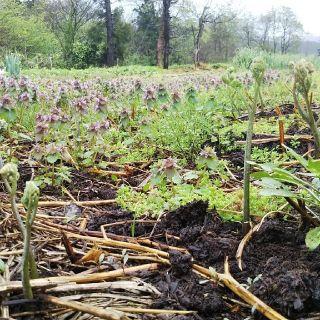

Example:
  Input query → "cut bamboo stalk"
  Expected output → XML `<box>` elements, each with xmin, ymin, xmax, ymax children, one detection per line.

<box><xmin>1</xmin><ymin>199</ymin><xmax>117</xmax><ymax>209</ymax></box>
<box><xmin>66</xmin><ymin>232</ymin><xmax>169</xmax><ymax>258</ymax></box>
<box><xmin>114</xmin><ymin>307</ymin><xmax>195</xmax><ymax>315</ymax></box>
<box><xmin>0</xmin><ymin>263</ymin><xmax>159</xmax><ymax>293</ymax></box>
<box><xmin>237</xmin><ymin>134</ymin><xmax>313</xmax><ymax>145</ymax></box>
<box><xmin>40</xmin><ymin>294</ymin><xmax>128</xmax><ymax>320</ymax></box>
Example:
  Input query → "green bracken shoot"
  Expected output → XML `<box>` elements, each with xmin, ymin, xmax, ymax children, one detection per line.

<box><xmin>0</xmin><ymin>163</ymin><xmax>39</xmax><ymax>299</ymax></box>
<box><xmin>291</xmin><ymin>60</ymin><xmax>320</xmax><ymax>158</ymax></box>
<box><xmin>242</xmin><ymin>57</ymin><xmax>266</xmax><ymax>234</ymax></box>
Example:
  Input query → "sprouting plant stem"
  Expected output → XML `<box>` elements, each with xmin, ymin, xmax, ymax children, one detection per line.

<box><xmin>2</xmin><ymin>177</ymin><xmax>38</xmax><ymax>283</ymax></box>
<box><xmin>243</xmin><ymin>83</ymin><xmax>260</xmax><ymax>234</ymax></box>
<box><xmin>259</xmin><ymin>89</ymin><xmax>265</xmax><ymax>111</ymax></box>
<box><xmin>293</xmin><ymin>80</ymin><xmax>320</xmax><ymax>158</ymax></box>
<box><xmin>51</xmin><ymin>163</ymin><xmax>55</xmax><ymax>186</ymax></box>
<box><xmin>22</xmin><ymin>216</ymin><xmax>32</xmax><ymax>299</ymax></box>
<box><xmin>305</xmin><ymin>95</ymin><xmax>320</xmax><ymax>158</ymax></box>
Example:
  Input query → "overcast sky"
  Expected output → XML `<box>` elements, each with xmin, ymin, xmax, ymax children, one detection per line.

<box><xmin>229</xmin><ymin>0</ymin><xmax>319</xmax><ymax>36</ymax></box>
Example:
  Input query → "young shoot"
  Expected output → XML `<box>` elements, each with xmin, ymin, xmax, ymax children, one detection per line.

<box><xmin>242</xmin><ymin>57</ymin><xmax>266</xmax><ymax>234</ymax></box>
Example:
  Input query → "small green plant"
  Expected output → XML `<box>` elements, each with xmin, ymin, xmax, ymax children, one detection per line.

<box><xmin>252</xmin><ymin>145</ymin><xmax>320</xmax><ymax>250</ymax></box>
<box><xmin>221</xmin><ymin>67</ymin><xmax>245</xmax><ymax>118</ymax></box>
<box><xmin>0</xmin><ymin>163</ymin><xmax>39</xmax><ymax>298</ymax></box>
<box><xmin>4</xmin><ymin>53</ymin><xmax>21</xmax><ymax>78</ymax></box>
<box><xmin>242</xmin><ymin>57</ymin><xmax>266</xmax><ymax>234</ymax></box>
<box><xmin>291</xmin><ymin>60</ymin><xmax>320</xmax><ymax>158</ymax></box>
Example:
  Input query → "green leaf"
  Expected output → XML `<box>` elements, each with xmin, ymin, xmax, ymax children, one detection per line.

<box><xmin>251</xmin><ymin>171</ymin><xmax>271</xmax><ymax>179</ymax></box>
<box><xmin>259</xmin><ymin>188</ymin><xmax>296</xmax><ymax>197</ymax></box>
<box><xmin>0</xmin><ymin>259</ymin><xmax>5</xmax><ymax>273</ymax></box>
<box><xmin>171</xmin><ymin>172</ymin><xmax>182</xmax><ymax>184</ymax></box>
<box><xmin>283</xmin><ymin>145</ymin><xmax>308</xmax><ymax>168</ymax></box>
<box><xmin>305</xmin><ymin>227</ymin><xmax>320</xmax><ymax>250</ymax></box>
<box><xmin>18</xmin><ymin>133</ymin><xmax>32</xmax><ymax>141</ymax></box>
<box><xmin>256</xmin><ymin>177</ymin><xmax>284</xmax><ymax>189</ymax></box>
<box><xmin>143</xmin><ymin>182</ymin><xmax>150</xmax><ymax>192</ymax></box>
<box><xmin>46</xmin><ymin>154</ymin><xmax>59</xmax><ymax>164</ymax></box>
<box><xmin>307</xmin><ymin>159</ymin><xmax>320</xmax><ymax>176</ymax></box>
<box><xmin>183</xmin><ymin>171</ymin><xmax>199</xmax><ymax>181</ymax></box>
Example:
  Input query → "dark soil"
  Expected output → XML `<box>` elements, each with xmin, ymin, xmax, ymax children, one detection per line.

<box><xmin>88</xmin><ymin>200</ymin><xmax>320</xmax><ymax>319</ymax></box>
<box><xmin>239</xmin><ymin>103</ymin><xmax>296</xmax><ymax>121</ymax></box>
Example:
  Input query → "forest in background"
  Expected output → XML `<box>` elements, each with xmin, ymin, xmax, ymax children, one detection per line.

<box><xmin>0</xmin><ymin>0</ymin><xmax>311</xmax><ymax>69</ymax></box>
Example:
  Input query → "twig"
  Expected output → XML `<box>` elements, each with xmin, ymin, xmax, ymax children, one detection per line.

<box><xmin>114</xmin><ymin>307</ymin><xmax>195</xmax><ymax>315</ymax></box>
<box><xmin>40</xmin><ymin>294</ymin><xmax>129</xmax><ymax>320</ymax></box>
<box><xmin>0</xmin><ymin>263</ymin><xmax>159</xmax><ymax>293</ymax></box>
<box><xmin>2</xmin><ymin>199</ymin><xmax>116</xmax><ymax>209</ymax></box>
<box><xmin>193</xmin><ymin>260</ymin><xmax>288</xmax><ymax>320</ymax></box>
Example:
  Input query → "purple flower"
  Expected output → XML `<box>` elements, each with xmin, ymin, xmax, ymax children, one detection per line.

<box><xmin>35</xmin><ymin>122</ymin><xmax>49</xmax><ymax>141</ymax></box>
<box><xmin>0</xmin><ymin>94</ymin><xmax>15</xmax><ymax>110</ymax></box>
<box><xmin>99</xmin><ymin>120</ymin><xmax>111</xmax><ymax>130</ymax></box>
<box><xmin>172</xmin><ymin>91</ymin><xmax>181</xmax><ymax>103</ymax></box>
<box><xmin>73</xmin><ymin>98</ymin><xmax>88</xmax><ymax>114</ymax></box>
<box><xmin>94</xmin><ymin>95</ymin><xmax>107</xmax><ymax>112</ymax></box>
<box><xmin>144</xmin><ymin>88</ymin><xmax>156</xmax><ymax>101</ymax></box>
<box><xmin>161</xmin><ymin>157</ymin><xmax>177</xmax><ymax>170</ymax></box>
<box><xmin>120</xmin><ymin>108</ymin><xmax>130</xmax><ymax>118</ymax></box>
<box><xmin>72</xmin><ymin>80</ymin><xmax>82</xmax><ymax>90</ymax></box>
<box><xmin>87</xmin><ymin>122</ymin><xmax>101</xmax><ymax>134</ymax></box>
<box><xmin>19</xmin><ymin>92</ymin><xmax>32</xmax><ymax>104</ymax></box>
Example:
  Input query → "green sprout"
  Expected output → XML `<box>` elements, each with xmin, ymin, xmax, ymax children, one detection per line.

<box><xmin>0</xmin><ymin>163</ymin><xmax>39</xmax><ymax>299</ymax></box>
<box><xmin>243</xmin><ymin>57</ymin><xmax>266</xmax><ymax>234</ymax></box>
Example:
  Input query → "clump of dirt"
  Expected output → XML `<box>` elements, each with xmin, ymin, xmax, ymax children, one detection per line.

<box><xmin>87</xmin><ymin>207</ymin><xmax>155</xmax><ymax>237</ymax></box>
<box><xmin>149</xmin><ymin>252</ymin><xmax>227</xmax><ymax>318</ymax></box>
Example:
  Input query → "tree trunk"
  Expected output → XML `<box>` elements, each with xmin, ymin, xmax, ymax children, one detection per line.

<box><xmin>156</xmin><ymin>11</ymin><xmax>164</xmax><ymax>67</ymax></box>
<box><xmin>163</xmin><ymin>0</ymin><xmax>171</xmax><ymax>69</ymax></box>
<box><xmin>104</xmin><ymin>0</ymin><xmax>115</xmax><ymax>67</ymax></box>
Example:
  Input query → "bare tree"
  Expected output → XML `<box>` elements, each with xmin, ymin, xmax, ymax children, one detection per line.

<box><xmin>278</xmin><ymin>7</ymin><xmax>303</xmax><ymax>54</ymax></box>
<box><xmin>191</xmin><ymin>3</ymin><xmax>236</xmax><ymax>66</ymax></box>
<box><xmin>241</xmin><ymin>14</ymin><xmax>256</xmax><ymax>48</ymax></box>
<box><xmin>47</xmin><ymin>0</ymin><xmax>95</xmax><ymax>66</ymax></box>
<box><xmin>192</xmin><ymin>5</ymin><xmax>210</xmax><ymax>67</ymax></box>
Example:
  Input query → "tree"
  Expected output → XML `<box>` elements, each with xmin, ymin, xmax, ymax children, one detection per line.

<box><xmin>278</xmin><ymin>7</ymin><xmax>303</xmax><ymax>54</ymax></box>
<box><xmin>46</xmin><ymin>0</ymin><xmax>95</xmax><ymax>67</ymax></box>
<box><xmin>192</xmin><ymin>5</ymin><xmax>210</xmax><ymax>66</ymax></box>
<box><xmin>241</xmin><ymin>14</ymin><xmax>256</xmax><ymax>48</ymax></box>
<box><xmin>133</xmin><ymin>0</ymin><xmax>159</xmax><ymax>65</ymax></box>
<box><xmin>191</xmin><ymin>3</ymin><xmax>236</xmax><ymax>66</ymax></box>
<box><xmin>0</xmin><ymin>0</ymin><xmax>57</xmax><ymax>58</ymax></box>
<box><xmin>102</xmin><ymin>0</ymin><xmax>116</xmax><ymax>66</ymax></box>
<box><xmin>258</xmin><ymin>12</ymin><xmax>273</xmax><ymax>50</ymax></box>
<box><xmin>162</xmin><ymin>0</ymin><xmax>174</xmax><ymax>69</ymax></box>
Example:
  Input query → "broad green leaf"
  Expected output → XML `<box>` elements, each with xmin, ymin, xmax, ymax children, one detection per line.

<box><xmin>46</xmin><ymin>154</ymin><xmax>60</xmax><ymax>164</ymax></box>
<box><xmin>249</xmin><ymin>162</ymin><xmax>278</xmax><ymax>172</ymax></box>
<box><xmin>256</xmin><ymin>177</ymin><xmax>284</xmax><ymax>189</ymax></box>
<box><xmin>183</xmin><ymin>171</ymin><xmax>199</xmax><ymax>181</ymax></box>
<box><xmin>171</xmin><ymin>173</ymin><xmax>182</xmax><ymax>184</ymax></box>
<box><xmin>251</xmin><ymin>171</ymin><xmax>271</xmax><ymax>179</ymax></box>
<box><xmin>307</xmin><ymin>159</ymin><xmax>320</xmax><ymax>176</ymax></box>
<box><xmin>206</xmin><ymin>159</ymin><xmax>220</xmax><ymax>171</ymax></box>
<box><xmin>305</xmin><ymin>227</ymin><xmax>320</xmax><ymax>250</ymax></box>
<box><xmin>18</xmin><ymin>133</ymin><xmax>32</xmax><ymax>141</ymax></box>
<box><xmin>283</xmin><ymin>145</ymin><xmax>308</xmax><ymax>168</ymax></box>
<box><xmin>260</xmin><ymin>188</ymin><xmax>296</xmax><ymax>197</ymax></box>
